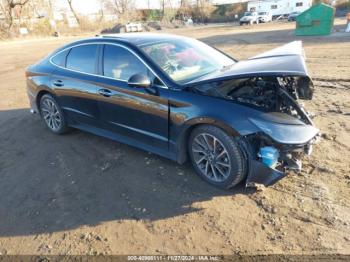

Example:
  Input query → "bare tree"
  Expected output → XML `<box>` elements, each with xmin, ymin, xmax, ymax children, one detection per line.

<box><xmin>159</xmin><ymin>0</ymin><xmax>176</xmax><ymax>21</ymax></box>
<box><xmin>98</xmin><ymin>0</ymin><xmax>113</xmax><ymax>22</ymax></box>
<box><xmin>194</xmin><ymin>0</ymin><xmax>214</xmax><ymax>23</ymax></box>
<box><xmin>178</xmin><ymin>0</ymin><xmax>191</xmax><ymax>19</ymax></box>
<box><xmin>112</xmin><ymin>0</ymin><xmax>134</xmax><ymax>14</ymax></box>
<box><xmin>160</xmin><ymin>0</ymin><xmax>165</xmax><ymax>18</ymax></box>
<box><xmin>66</xmin><ymin>0</ymin><xmax>80</xmax><ymax>25</ymax></box>
<box><xmin>1</xmin><ymin>0</ymin><xmax>30</xmax><ymax>30</ymax></box>
<box><xmin>108</xmin><ymin>0</ymin><xmax>139</xmax><ymax>22</ymax></box>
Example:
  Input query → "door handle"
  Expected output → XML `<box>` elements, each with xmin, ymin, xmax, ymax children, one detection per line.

<box><xmin>98</xmin><ymin>88</ymin><xmax>112</xmax><ymax>97</ymax></box>
<box><xmin>53</xmin><ymin>80</ymin><xmax>64</xmax><ymax>87</ymax></box>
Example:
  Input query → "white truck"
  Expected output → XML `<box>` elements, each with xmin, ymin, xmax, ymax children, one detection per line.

<box><xmin>258</xmin><ymin>11</ymin><xmax>273</xmax><ymax>23</ymax></box>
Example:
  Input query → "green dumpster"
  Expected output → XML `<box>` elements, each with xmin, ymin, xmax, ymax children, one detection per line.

<box><xmin>295</xmin><ymin>3</ymin><xmax>335</xmax><ymax>36</ymax></box>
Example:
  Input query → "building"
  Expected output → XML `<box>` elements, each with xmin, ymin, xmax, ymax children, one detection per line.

<box><xmin>247</xmin><ymin>0</ymin><xmax>312</xmax><ymax>16</ymax></box>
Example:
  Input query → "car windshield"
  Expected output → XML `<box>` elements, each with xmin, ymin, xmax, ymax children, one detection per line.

<box><xmin>244</xmin><ymin>12</ymin><xmax>253</xmax><ymax>16</ymax></box>
<box><xmin>139</xmin><ymin>38</ymin><xmax>235</xmax><ymax>84</ymax></box>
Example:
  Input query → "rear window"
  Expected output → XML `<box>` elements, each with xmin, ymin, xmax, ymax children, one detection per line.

<box><xmin>66</xmin><ymin>44</ymin><xmax>98</xmax><ymax>74</ymax></box>
<box><xmin>51</xmin><ymin>49</ymin><xmax>69</xmax><ymax>66</ymax></box>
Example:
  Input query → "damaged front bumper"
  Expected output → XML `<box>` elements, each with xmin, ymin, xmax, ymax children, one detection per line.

<box><xmin>242</xmin><ymin>132</ymin><xmax>320</xmax><ymax>188</ymax></box>
<box><xmin>246</xmin><ymin>160</ymin><xmax>288</xmax><ymax>187</ymax></box>
<box><xmin>245</xmin><ymin>155</ymin><xmax>304</xmax><ymax>187</ymax></box>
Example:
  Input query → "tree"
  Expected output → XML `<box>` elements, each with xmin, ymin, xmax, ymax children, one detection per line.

<box><xmin>194</xmin><ymin>0</ymin><xmax>215</xmax><ymax>23</ymax></box>
<box><xmin>1</xmin><ymin>0</ymin><xmax>31</xmax><ymax>30</ymax></box>
<box><xmin>159</xmin><ymin>0</ymin><xmax>175</xmax><ymax>20</ymax></box>
<box><xmin>66</xmin><ymin>0</ymin><xmax>80</xmax><ymax>25</ymax></box>
<box><xmin>112</xmin><ymin>0</ymin><xmax>134</xmax><ymax>14</ymax></box>
<box><xmin>178</xmin><ymin>0</ymin><xmax>191</xmax><ymax>19</ymax></box>
<box><xmin>108</xmin><ymin>0</ymin><xmax>139</xmax><ymax>22</ymax></box>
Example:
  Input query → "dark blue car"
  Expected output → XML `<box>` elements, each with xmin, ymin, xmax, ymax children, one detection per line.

<box><xmin>26</xmin><ymin>33</ymin><xmax>319</xmax><ymax>189</ymax></box>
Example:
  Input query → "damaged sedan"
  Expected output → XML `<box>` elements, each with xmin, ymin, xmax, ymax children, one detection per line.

<box><xmin>26</xmin><ymin>33</ymin><xmax>319</xmax><ymax>189</ymax></box>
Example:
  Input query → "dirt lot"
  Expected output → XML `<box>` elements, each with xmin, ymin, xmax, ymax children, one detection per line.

<box><xmin>0</xmin><ymin>20</ymin><xmax>349</xmax><ymax>256</ymax></box>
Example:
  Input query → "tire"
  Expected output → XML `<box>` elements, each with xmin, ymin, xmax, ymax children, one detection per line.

<box><xmin>188</xmin><ymin>125</ymin><xmax>246</xmax><ymax>189</ymax></box>
<box><xmin>39</xmin><ymin>94</ymin><xmax>69</xmax><ymax>134</ymax></box>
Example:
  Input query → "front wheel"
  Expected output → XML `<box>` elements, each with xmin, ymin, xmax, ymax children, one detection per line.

<box><xmin>188</xmin><ymin>125</ymin><xmax>246</xmax><ymax>189</ymax></box>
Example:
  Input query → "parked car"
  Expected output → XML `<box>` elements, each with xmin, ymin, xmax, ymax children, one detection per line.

<box><xmin>258</xmin><ymin>11</ymin><xmax>272</xmax><ymax>23</ymax></box>
<box><xmin>288</xmin><ymin>12</ymin><xmax>301</xmax><ymax>22</ymax></box>
<box><xmin>240</xmin><ymin>11</ymin><xmax>259</xmax><ymax>25</ymax></box>
<box><xmin>26</xmin><ymin>34</ymin><xmax>319</xmax><ymax>189</ymax></box>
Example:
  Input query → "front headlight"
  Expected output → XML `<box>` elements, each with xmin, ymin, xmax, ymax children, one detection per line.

<box><xmin>250</xmin><ymin>118</ymin><xmax>319</xmax><ymax>144</ymax></box>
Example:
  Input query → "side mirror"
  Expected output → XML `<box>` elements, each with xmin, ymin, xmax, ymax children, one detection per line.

<box><xmin>127</xmin><ymin>74</ymin><xmax>151</xmax><ymax>88</ymax></box>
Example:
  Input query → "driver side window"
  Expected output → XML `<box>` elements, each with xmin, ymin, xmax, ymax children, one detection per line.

<box><xmin>103</xmin><ymin>45</ymin><xmax>148</xmax><ymax>81</ymax></box>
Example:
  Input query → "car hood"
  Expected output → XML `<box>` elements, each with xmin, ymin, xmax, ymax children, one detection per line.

<box><xmin>187</xmin><ymin>41</ymin><xmax>308</xmax><ymax>84</ymax></box>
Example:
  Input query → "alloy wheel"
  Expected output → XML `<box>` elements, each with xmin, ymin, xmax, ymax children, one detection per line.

<box><xmin>41</xmin><ymin>98</ymin><xmax>62</xmax><ymax>131</ymax></box>
<box><xmin>192</xmin><ymin>133</ymin><xmax>231</xmax><ymax>182</ymax></box>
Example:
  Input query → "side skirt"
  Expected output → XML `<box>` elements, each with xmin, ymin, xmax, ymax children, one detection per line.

<box><xmin>69</xmin><ymin>123</ymin><xmax>177</xmax><ymax>162</ymax></box>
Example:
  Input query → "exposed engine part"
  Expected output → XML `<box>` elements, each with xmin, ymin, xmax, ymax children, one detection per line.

<box><xmin>282</xmin><ymin>155</ymin><xmax>302</xmax><ymax>172</ymax></box>
<box><xmin>227</xmin><ymin>77</ymin><xmax>278</xmax><ymax>111</ymax></box>
<box><xmin>258</xmin><ymin>146</ymin><xmax>279</xmax><ymax>168</ymax></box>
<box><xmin>191</xmin><ymin>76</ymin><xmax>314</xmax><ymax>125</ymax></box>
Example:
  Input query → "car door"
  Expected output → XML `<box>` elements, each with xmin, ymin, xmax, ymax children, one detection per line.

<box><xmin>50</xmin><ymin>44</ymin><xmax>100</xmax><ymax>126</ymax></box>
<box><xmin>95</xmin><ymin>44</ymin><xmax>169</xmax><ymax>151</ymax></box>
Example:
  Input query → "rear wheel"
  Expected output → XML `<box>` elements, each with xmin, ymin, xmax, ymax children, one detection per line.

<box><xmin>39</xmin><ymin>94</ymin><xmax>69</xmax><ymax>134</ymax></box>
<box><xmin>188</xmin><ymin>125</ymin><xmax>246</xmax><ymax>189</ymax></box>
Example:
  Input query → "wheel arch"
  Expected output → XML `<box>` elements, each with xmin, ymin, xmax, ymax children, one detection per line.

<box><xmin>175</xmin><ymin>117</ymin><xmax>240</xmax><ymax>164</ymax></box>
<box><xmin>36</xmin><ymin>87</ymin><xmax>57</xmax><ymax>112</ymax></box>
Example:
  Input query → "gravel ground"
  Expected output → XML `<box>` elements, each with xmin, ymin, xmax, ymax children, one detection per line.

<box><xmin>0</xmin><ymin>19</ymin><xmax>349</xmax><ymax>255</ymax></box>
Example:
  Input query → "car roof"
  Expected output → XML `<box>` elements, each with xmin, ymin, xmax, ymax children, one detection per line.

<box><xmin>53</xmin><ymin>33</ymin><xmax>192</xmax><ymax>55</ymax></box>
<box><xmin>98</xmin><ymin>33</ymin><xmax>190</xmax><ymax>46</ymax></box>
